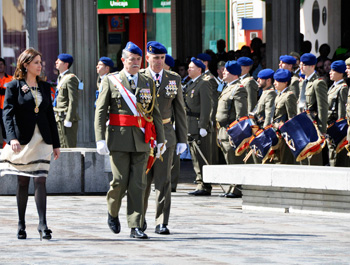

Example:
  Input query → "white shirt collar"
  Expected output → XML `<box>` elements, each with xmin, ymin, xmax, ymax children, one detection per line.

<box><xmin>124</xmin><ymin>71</ymin><xmax>138</xmax><ymax>87</ymax></box>
<box><xmin>333</xmin><ymin>79</ymin><xmax>344</xmax><ymax>86</ymax></box>
<box><xmin>149</xmin><ymin>68</ymin><xmax>164</xmax><ymax>82</ymax></box>
<box><xmin>306</xmin><ymin>71</ymin><xmax>315</xmax><ymax>81</ymax></box>
<box><xmin>191</xmin><ymin>75</ymin><xmax>201</xmax><ymax>83</ymax></box>
<box><xmin>59</xmin><ymin>69</ymin><xmax>69</xmax><ymax>77</ymax></box>
<box><xmin>227</xmin><ymin>78</ymin><xmax>239</xmax><ymax>86</ymax></box>
<box><xmin>240</xmin><ymin>73</ymin><xmax>248</xmax><ymax>79</ymax></box>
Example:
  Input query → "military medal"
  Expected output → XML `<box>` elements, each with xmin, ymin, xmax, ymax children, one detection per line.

<box><xmin>34</xmin><ymin>106</ymin><xmax>39</xmax><ymax>113</ymax></box>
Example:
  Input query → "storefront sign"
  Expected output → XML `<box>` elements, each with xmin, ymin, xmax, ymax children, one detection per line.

<box><xmin>98</xmin><ymin>0</ymin><xmax>140</xmax><ymax>14</ymax></box>
<box><xmin>152</xmin><ymin>0</ymin><xmax>171</xmax><ymax>13</ymax></box>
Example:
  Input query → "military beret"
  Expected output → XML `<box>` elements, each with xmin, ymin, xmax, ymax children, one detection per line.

<box><xmin>191</xmin><ymin>57</ymin><xmax>206</xmax><ymax>70</ymax></box>
<box><xmin>279</xmin><ymin>55</ymin><xmax>297</xmax><ymax>65</ymax></box>
<box><xmin>197</xmin><ymin>53</ymin><xmax>212</xmax><ymax>62</ymax></box>
<box><xmin>274</xmin><ymin>69</ymin><xmax>291</xmax><ymax>82</ymax></box>
<box><xmin>258</xmin><ymin>68</ymin><xmax>275</xmax><ymax>79</ymax></box>
<box><xmin>300</xmin><ymin>53</ymin><xmax>317</xmax><ymax>65</ymax></box>
<box><xmin>58</xmin><ymin>53</ymin><xmax>73</xmax><ymax>64</ymax></box>
<box><xmin>346</xmin><ymin>57</ymin><xmax>350</xmax><ymax>66</ymax></box>
<box><xmin>99</xmin><ymin>57</ymin><xmax>114</xmax><ymax>68</ymax></box>
<box><xmin>331</xmin><ymin>60</ymin><xmax>346</xmax><ymax>73</ymax></box>
<box><xmin>147</xmin><ymin>41</ymin><xmax>167</xmax><ymax>54</ymax></box>
<box><xmin>165</xmin><ymin>54</ymin><xmax>175</xmax><ymax>68</ymax></box>
<box><xmin>124</xmin><ymin>41</ymin><xmax>142</xmax><ymax>57</ymax></box>
<box><xmin>225</xmin><ymin>60</ymin><xmax>241</xmax><ymax>76</ymax></box>
<box><xmin>237</xmin><ymin>57</ymin><xmax>253</xmax><ymax>66</ymax></box>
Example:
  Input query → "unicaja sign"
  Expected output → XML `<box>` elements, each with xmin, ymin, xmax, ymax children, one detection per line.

<box><xmin>110</xmin><ymin>1</ymin><xmax>128</xmax><ymax>7</ymax></box>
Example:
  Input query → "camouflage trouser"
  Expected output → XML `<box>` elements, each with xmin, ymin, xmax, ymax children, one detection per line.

<box><xmin>55</xmin><ymin>114</ymin><xmax>78</xmax><ymax>148</ymax></box>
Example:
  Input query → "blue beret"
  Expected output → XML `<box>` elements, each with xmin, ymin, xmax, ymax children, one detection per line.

<box><xmin>147</xmin><ymin>41</ymin><xmax>167</xmax><ymax>54</ymax></box>
<box><xmin>258</xmin><ymin>68</ymin><xmax>275</xmax><ymax>79</ymax></box>
<box><xmin>225</xmin><ymin>60</ymin><xmax>241</xmax><ymax>76</ymax></box>
<box><xmin>165</xmin><ymin>54</ymin><xmax>175</xmax><ymax>68</ymax></box>
<box><xmin>274</xmin><ymin>69</ymin><xmax>291</xmax><ymax>82</ymax></box>
<box><xmin>237</xmin><ymin>57</ymin><xmax>253</xmax><ymax>66</ymax></box>
<box><xmin>197</xmin><ymin>53</ymin><xmax>212</xmax><ymax>62</ymax></box>
<box><xmin>300</xmin><ymin>53</ymin><xmax>317</xmax><ymax>65</ymax></box>
<box><xmin>331</xmin><ymin>60</ymin><xmax>346</xmax><ymax>73</ymax></box>
<box><xmin>191</xmin><ymin>57</ymin><xmax>205</xmax><ymax>70</ymax></box>
<box><xmin>99</xmin><ymin>57</ymin><xmax>114</xmax><ymax>68</ymax></box>
<box><xmin>279</xmin><ymin>55</ymin><xmax>297</xmax><ymax>65</ymax></box>
<box><xmin>125</xmin><ymin>41</ymin><xmax>142</xmax><ymax>57</ymax></box>
<box><xmin>58</xmin><ymin>53</ymin><xmax>73</xmax><ymax>64</ymax></box>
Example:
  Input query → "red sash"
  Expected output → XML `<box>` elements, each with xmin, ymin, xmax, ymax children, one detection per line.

<box><xmin>109</xmin><ymin>113</ymin><xmax>156</xmax><ymax>144</ymax></box>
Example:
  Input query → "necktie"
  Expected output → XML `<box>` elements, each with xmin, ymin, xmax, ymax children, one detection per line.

<box><xmin>155</xmin><ymin>73</ymin><xmax>161</xmax><ymax>89</ymax></box>
<box><xmin>129</xmin><ymin>75</ymin><xmax>136</xmax><ymax>92</ymax></box>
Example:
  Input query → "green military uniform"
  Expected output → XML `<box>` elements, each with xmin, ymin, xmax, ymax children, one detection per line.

<box><xmin>203</xmin><ymin>70</ymin><xmax>220</xmax><ymax>165</ymax></box>
<box><xmin>290</xmin><ymin>72</ymin><xmax>300</xmax><ymax>99</ymax></box>
<box><xmin>303</xmin><ymin>73</ymin><xmax>329</xmax><ymax>165</ymax></box>
<box><xmin>252</xmin><ymin>86</ymin><xmax>277</xmax><ymax>128</ymax></box>
<box><xmin>240</xmin><ymin>73</ymin><xmax>259</xmax><ymax>112</ymax></box>
<box><xmin>140</xmin><ymin>68</ymin><xmax>187</xmax><ymax>226</ymax></box>
<box><xmin>53</xmin><ymin>70</ymin><xmax>79</xmax><ymax>148</ymax></box>
<box><xmin>184</xmin><ymin>76</ymin><xmax>212</xmax><ymax>192</ymax></box>
<box><xmin>94</xmin><ymin>70</ymin><xmax>165</xmax><ymax>229</ymax></box>
<box><xmin>274</xmin><ymin>87</ymin><xmax>297</xmax><ymax>164</ymax></box>
<box><xmin>327</xmin><ymin>80</ymin><xmax>349</xmax><ymax>167</ymax></box>
<box><xmin>216</xmin><ymin>79</ymin><xmax>247</xmax><ymax>164</ymax></box>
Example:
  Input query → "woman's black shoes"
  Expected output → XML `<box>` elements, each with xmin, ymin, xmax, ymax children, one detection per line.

<box><xmin>38</xmin><ymin>226</ymin><xmax>52</xmax><ymax>241</ymax></box>
<box><xmin>17</xmin><ymin>228</ymin><xmax>27</xmax><ymax>240</ymax></box>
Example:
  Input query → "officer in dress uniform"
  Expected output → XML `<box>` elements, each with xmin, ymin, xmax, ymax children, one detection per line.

<box><xmin>54</xmin><ymin>54</ymin><xmax>79</xmax><ymax>148</ymax></box>
<box><xmin>251</xmin><ymin>68</ymin><xmax>277</xmax><ymax>164</ymax></box>
<box><xmin>94</xmin><ymin>42</ymin><xmax>165</xmax><ymax>239</ymax></box>
<box><xmin>185</xmin><ymin>58</ymin><xmax>213</xmax><ymax>196</ymax></box>
<box><xmin>237</xmin><ymin>57</ymin><xmax>259</xmax><ymax>112</ymax></box>
<box><xmin>327</xmin><ymin>60</ymin><xmax>349</xmax><ymax>167</ymax></box>
<box><xmin>345</xmin><ymin>57</ymin><xmax>350</xmax><ymax>156</ymax></box>
<box><xmin>96</xmin><ymin>57</ymin><xmax>114</xmax><ymax>103</ymax></box>
<box><xmin>279</xmin><ymin>55</ymin><xmax>300</xmax><ymax>99</ymax></box>
<box><xmin>140</xmin><ymin>41</ymin><xmax>187</xmax><ymax>235</ymax></box>
<box><xmin>273</xmin><ymin>69</ymin><xmax>297</xmax><ymax>164</ymax></box>
<box><xmin>216</xmin><ymin>61</ymin><xmax>247</xmax><ymax>198</ymax></box>
<box><xmin>197</xmin><ymin>53</ymin><xmax>220</xmax><ymax>165</ymax></box>
<box><xmin>299</xmin><ymin>53</ymin><xmax>329</xmax><ymax>165</ymax></box>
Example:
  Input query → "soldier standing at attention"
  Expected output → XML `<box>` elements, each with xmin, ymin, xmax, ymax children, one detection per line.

<box><xmin>96</xmin><ymin>57</ymin><xmax>114</xmax><ymax>101</ymax></box>
<box><xmin>279</xmin><ymin>55</ymin><xmax>300</xmax><ymax>99</ymax></box>
<box><xmin>216</xmin><ymin>61</ymin><xmax>247</xmax><ymax>198</ymax></box>
<box><xmin>185</xmin><ymin>58</ymin><xmax>212</xmax><ymax>196</ymax></box>
<box><xmin>140</xmin><ymin>41</ymin><xmax>187</xmax><ymax>235</ymax></box>
<box><xmin>327</xmin><ymin>60</ymin><xmax>349</xmax><ymax>167</ymax></box>
<box><xmin>237</xmin><ymin>57</ymin><xmax>259</xmax><ymax>112</ymax></box>
<box><xmin>273</xmin><ymin>69</ymin><xmax>297</xmax><ymax>164</ymax></box>
<box><xmin>299</xmin><ymin>53</ymin><xmax>328</xmax><ymax>165</ymax></box>
<box><xmin>94</xmin><ymin>42</ymin><xmax>165</xmax><ymax>239</ymax></box>
<box><xmin>54</xmin><ymin>54</ymin><xmax>79</xmax><ymax>148</ymax></box>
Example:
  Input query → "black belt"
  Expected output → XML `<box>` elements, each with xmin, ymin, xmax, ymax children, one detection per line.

<box><xmin>186</xmin><ymin>111</ymin><xmax>200</xmax><ymax>118</ymax></box>
<box><xmin>0</xmin><ymin>88</ymin><xmax>5</xmax><ymax>95</ymax></box>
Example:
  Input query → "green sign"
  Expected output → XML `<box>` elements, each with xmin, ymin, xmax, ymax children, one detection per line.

<box><xmin>152</xmin><ymin>0</ymin><xmax>171</xmax><ymax>13</ymax></box>
<box><xmin>98</xmin><ymin>0</ymin><xmax>140</xmax><ymax>14</ymax></box>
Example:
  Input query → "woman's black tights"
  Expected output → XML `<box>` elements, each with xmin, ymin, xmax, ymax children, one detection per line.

<box><xmin>17</xmin><ymin>176</ymin><xmax>47</xmax><ymax>230</ymax></box>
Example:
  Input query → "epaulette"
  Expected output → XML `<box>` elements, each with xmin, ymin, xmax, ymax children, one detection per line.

<box><xmin>203</xmin><ymin>75</ymin><xmax>211</xmax><ymax>81</ymax></box>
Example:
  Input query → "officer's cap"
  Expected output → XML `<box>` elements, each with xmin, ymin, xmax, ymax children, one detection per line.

<box><xmin>197</xmin><ymin>53</ymin><xmax>212</xmax><ymax>62</ymax></box>
<box><xmin>331</xmin><ymin>60</ymin><xmax>346</xmax><ymax>73</ymax></box>
<box><xmin>279</xmin><ymin>55</ymin><xmax>297</xmax><ymax>65</ymax></box>
<box><xmin>300</xmin><ymin>53</ymin><xmax>317</xmax><ymax>65</ymax></box>
<box><xmin>99</xmin><ymin>57</ymin><xmax>114</xmax><ymax>68</ymax></box>
<box><xmin>165</xmin><ymin>54</ymin><xmax>175</xmax><ymax>68</ymax></box>
<box><xmin>346</xmin><ymin>57</ymin><xmax>350</xmax><ymax>66</ymax></box>
<box><xmin>58</xmin><ymin>53</ymin><xmax>73</xmax><ymax>64</ymax></box>
<box><xmin>125</xmin><ymin>41</ymin><xmax>142</xmax><ymax>57</ymax></box>
<box><xmin>258</xmin><ymin>68</ymin><xmax>275</xmax><ymax>79</ymax></box>
<box><xmin>237</xmin><ymin>57</ymin><xmax>253</xmax><ymax>66</ymax></box>
<box><xmin>147</xmin><ymin>41</ymin><xmax>167</xmax><ymax>54</ymax></box>
<box><xmin>191</xmin><ymin>57</ymin><xmax>206</xmax><ymax>70</ymax></box>
<box><xmin>274</xmin><ymin>69</ymin><xmax>291</xmax><ymax>82</ymax></box>
<box><xmin>225</xmin><ymin>60</ymin><xmax>241</xmax><ymax>76</ymax></box>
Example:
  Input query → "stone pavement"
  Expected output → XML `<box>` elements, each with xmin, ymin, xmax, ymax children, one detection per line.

<box><xmin>1</xmin><ymin>183</ymin><xmax>350</xmax><ymax>265</ymax></box>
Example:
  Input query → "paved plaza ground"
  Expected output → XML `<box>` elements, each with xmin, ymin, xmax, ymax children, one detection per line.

<box><xmin>1</xmin><ymin>161</ymin><xmax>350</xmax><ymax>264</ymax></box>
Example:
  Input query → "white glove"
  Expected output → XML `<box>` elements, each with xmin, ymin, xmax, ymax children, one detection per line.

<box><xmin>96</xmin><ymin>140</ymin><xmax>110</xmax><ymax>155</ymax></box>
<box><xmin>64</xmin><ymin>120</ymin><xmax>72</xmax><ymax>127</ymax></box>
<box><xmin>199</xmin><ymin>128</ymin><xmax>208</xmax><ymax>137</ymax></box>
<box><xmin>156</xmin><ymin>143</ymin><xmax>167</xmax><ymax>158</ymax></box>
<box><xmin>176</xmin><ymin>143</ymin><xmax>187</xmax><ymax>155</ymax></box>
